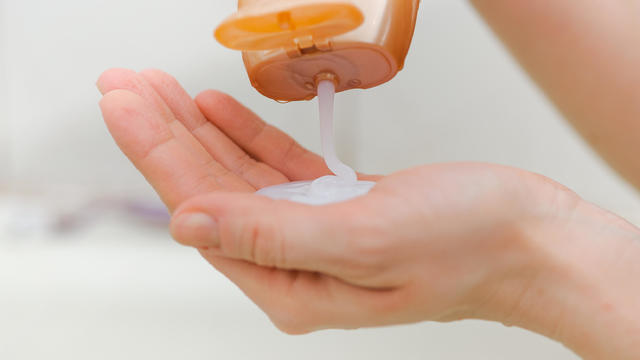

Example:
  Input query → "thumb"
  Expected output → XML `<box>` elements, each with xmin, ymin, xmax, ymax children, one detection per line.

<box><xmin>170</xmin><ymin>192</ymin><xmax>366</xmax><ymax>274</ymax></box>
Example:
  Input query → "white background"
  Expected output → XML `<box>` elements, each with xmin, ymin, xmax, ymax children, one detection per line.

<box><xmin>1</xmin><ymin>0</ymin><xmax>638</xmax><ymax>359</ymax></box>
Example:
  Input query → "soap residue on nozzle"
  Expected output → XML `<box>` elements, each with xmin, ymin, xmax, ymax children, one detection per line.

<box><xmin>256</xmin><ymin>79</ymin><xmax>375</xmax><ymax>205</ymax></box>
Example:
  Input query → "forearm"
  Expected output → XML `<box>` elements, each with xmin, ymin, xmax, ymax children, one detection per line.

<box><xmin>485</xmin><ymin>197</ymin><xmax>640</xmax><ymax>359</ymax></box>
<box><xmin>470</xmin><ymin>0</ymin><xmax>640</xmax><ymax>190</ymax></box>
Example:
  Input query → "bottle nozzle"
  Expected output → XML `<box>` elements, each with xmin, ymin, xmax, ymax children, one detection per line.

<box><xmin>314</xmin><ymin>72</ymin><xmax>339</xmax><ymax>89</ymax></box>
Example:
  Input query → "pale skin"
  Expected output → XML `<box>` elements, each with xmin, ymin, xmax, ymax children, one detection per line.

<box><xmin>97</xmin><ymin>1</ymin><xmax>640</xmax><ymax>359</ymax></box>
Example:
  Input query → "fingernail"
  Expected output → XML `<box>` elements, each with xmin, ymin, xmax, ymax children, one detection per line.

<box><xmin>171</xmin><ymin>212</ymin><xmax>220</xmax><ymax>247</ymax></box>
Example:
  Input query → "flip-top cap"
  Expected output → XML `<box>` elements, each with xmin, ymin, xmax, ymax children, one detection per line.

<box><xmin>215</xmin><ymin>1</ymin><xmax>364</xmax><ymax>51</ymax></box>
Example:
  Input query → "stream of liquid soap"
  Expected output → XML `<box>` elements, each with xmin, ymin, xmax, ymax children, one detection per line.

<box><xmin>254</xmin><ymin>80</ymin><xmax>373</xmax><ymax>204</ymax></box>
<box><xmin>317</xmin><ymin>80</ymin><xmax>358</xmax><ymax>183</ymax></box>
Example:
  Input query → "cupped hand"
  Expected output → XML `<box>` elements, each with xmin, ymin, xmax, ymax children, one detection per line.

<box><xmin>97</xmin><ymin>68</ymin><xmax>576</xmax><ymax>334</ymax></box>
<box><xmin>170</xmin><ymin>160</ymin><xmax>579</xmax><ymax>333</ymax></box>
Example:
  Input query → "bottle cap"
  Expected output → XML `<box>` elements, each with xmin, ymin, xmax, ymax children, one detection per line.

<box><xmin>215</xmin><ymin>1</ymin><xmax>363</xmax><ymax>51</ymax></box>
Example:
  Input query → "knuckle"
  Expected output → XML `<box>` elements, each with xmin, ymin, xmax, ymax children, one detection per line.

<box><xmin>236</xmin><ymin>218</ymin><xmax>282</xmax><ymax>267</ymax></box>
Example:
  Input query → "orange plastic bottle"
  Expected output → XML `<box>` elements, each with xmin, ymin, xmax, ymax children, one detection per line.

<box><xmin>215</xmin><ymin>0</ymin><xmax>421</xmax><ymax>101</ymax></box>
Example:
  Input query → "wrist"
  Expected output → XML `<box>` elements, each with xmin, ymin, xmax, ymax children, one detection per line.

<box><xmin>484</xmin><ymin>187</ymin><xmax>640</xmax><ymax>359</ymax></box>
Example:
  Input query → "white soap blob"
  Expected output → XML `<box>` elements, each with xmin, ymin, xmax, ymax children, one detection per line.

<box><xmin>256</xmin><ymin>80</ymin><xmax>375</xmax><ymax>205</ymax></box>
<box><xmin>257</xmin><ymin>176</ymin><xmax>375</xmax><ymax>205</ymax></box>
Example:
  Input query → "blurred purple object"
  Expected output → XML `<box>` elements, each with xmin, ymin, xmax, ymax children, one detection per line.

<box><xmin>50</xmin><ymin>197</ymin><xmax>170</xmax><ymax>234</ymax></box>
